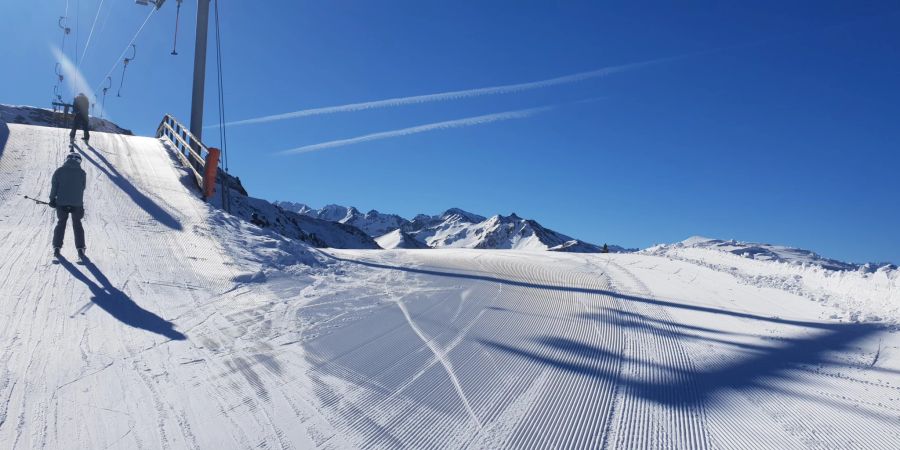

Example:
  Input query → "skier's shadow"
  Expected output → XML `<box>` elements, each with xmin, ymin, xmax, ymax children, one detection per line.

<box><xmin>0</xmin><ymin>122</ymin><xmax>9</xmax><ymax>158</ymax></box>
<box><xmin>74</xmin><ymin>143</ymin><xmax>183</xmax><ymax>231</ymax></box>
<box><xmin>59</xmin><ymin>256</ymin><xmax>187</xmax><ymax>341</ymax></box>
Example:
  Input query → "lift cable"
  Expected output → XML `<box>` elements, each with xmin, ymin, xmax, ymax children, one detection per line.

<box><xmin>55</xmin><ymin>1</ymin><xmax>71</xmax><ymax>102</ymax></box>
<box><xmin>78</xmin><ymin>0</ymin><xmax>107</xmax><ymax>68</ymax></box>
<box><xmin>74</xmin><ymin>0</ymin><xmax>80</xmax><ymax>67</ymax></box>
<box><xmin>94</xmin><ymin>6</ymin><xmax>157</xmax><ymax>93</ymax></box>
<box><xmin>213</xmin><ymin>0</ymin><xmax>231</xmax><ymax>210</ymax></box>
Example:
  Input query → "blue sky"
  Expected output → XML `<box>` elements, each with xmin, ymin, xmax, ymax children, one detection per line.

<box><xmin>1</xmin><ymin>1</ymin><xmax>898</xmax><ymax>263</ymax></box>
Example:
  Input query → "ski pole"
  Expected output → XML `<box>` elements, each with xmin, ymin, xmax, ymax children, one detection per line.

<box><xmin>23</xmin><ymin>195</ymin><xmax>50</xmax><ymax>206</ymax></box>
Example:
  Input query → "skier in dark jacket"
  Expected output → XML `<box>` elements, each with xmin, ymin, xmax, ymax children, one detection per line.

<box><xmin>70</xmin><ymin>93</ymin><xmax>90</xmax><ymax>144</ymax></box>
<box><xmin>49</xmin><ymin>152</ymin><xmax>87</xmax><ymax>259</ymax></box>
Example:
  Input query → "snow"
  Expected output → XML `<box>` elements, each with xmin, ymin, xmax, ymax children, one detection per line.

<box><xmin>644</xmin><ymin>240</ymin><xmax>900</xmax><ymax>325</ymax></box>
<box><xmin>661</xmin><ymin>236</ymin><xmax>866</xmax><ymax>270</ymax></box>
<box><xmin>217</xmin><ymin>191</ymin><xmax>379</xmax><ymax>250</ymax></box>
<box><xmin>0</xmin><ymin>104</ymin><xmax>133</xmax><ymax>135</ymax></box>
<box><xmin>278</xmin><ymin>203</ymin><xmax>622</xmax><ymax>253</ymax></box>
<box><xmin>375</xmin><ymin>228</ymin><xmax>429</xmax><ymax>249</ymax></box>
<box><xmin>403</xmin><ymin>209</ymin><xmax>612</xmax><ymax>252</ymax></box>
<box><xmin>1</xmin><ymin>120</ymin><xmax>899</xmax><ymax>448</ymax></box>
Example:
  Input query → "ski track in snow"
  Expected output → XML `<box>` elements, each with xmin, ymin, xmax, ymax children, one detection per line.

<box><xmin>0</xmin><ymin>123</ymin><xmax>899</xmax><ymax>449</ymax></box>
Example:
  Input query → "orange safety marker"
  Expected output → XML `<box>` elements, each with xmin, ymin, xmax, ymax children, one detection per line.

<box><xmin>203</xmin><ymin>147</ymin><xmax>221</xmax><ymax>200</ymax></box>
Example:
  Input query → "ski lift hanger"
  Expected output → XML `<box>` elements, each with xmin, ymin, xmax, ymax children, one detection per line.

<box><xmin>117</xmin><ymin>45</ymin><xmax>137</xmax><ymax>98</ymax></box>
<box><xmin>135</xmin><ymin>0</ymin><xmax>167</xmax><ymax>9</ymax></box>
<box><xmin>100</xmin><ymin>77</ymin><xmax>113</xmax><ymax>118</ymax></box>
<box><xmin>58</xmin><ymin>16</ymin><xmax>70</xmax><ymax>35</ymax></box>
<box><xmin>171</xmin><ymin>0</ymin><xmax>183</xmax><ymax>56</ymax></box>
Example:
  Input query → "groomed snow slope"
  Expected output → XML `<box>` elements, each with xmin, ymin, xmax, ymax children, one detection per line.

<box><xmin>1</xmin><ymin>122</ymin><xmax>899</xmax><ymax>448</ymax></box>
<box><xmin>0</xmin><ymin>123</ymin><xmax>337</xmax><ymax>448</ymax></box>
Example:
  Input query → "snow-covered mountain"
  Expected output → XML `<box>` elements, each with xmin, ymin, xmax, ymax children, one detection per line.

<box><xmin>225</xmin><ymin>197</ymin><xmax>380</xmax><ymax>250</ymax></box>
<box><xmin>279</xmin><ymin>203</ymin><xmax>620</xmax><ymax>252</ymax></box>
<box><xmin>276</xmin><ymin>202</ymin><xmax>409</xmax><ymax>238</ymax></box>
<box><xmin>0</xmin><ymin>104</ymin><xmax>133</xmax><ymax>135</ymax></box>
<box><xmin>644</xmin><ymin>236</ymin><xmax>889</xmax><ymax>271</ymax></box>
<box><xmin>401</xmin><ymin>209</ymin><xmax>607</xmax><ymax>252</ymax></box>
<box><xmin>374</xmin><ymin>229</ymin><xmax>429</xmax><ymax>249</ymax></box>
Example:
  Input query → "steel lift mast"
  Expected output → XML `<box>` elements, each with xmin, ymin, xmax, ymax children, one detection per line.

<box><xmin>137</xmin><ymin>0</ymin><xmax>210</xmax><ymax>142</ymax></box>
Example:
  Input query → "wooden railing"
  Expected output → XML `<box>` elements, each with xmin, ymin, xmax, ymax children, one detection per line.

<box><xmin>156</xmin><ymin>114</ymin><xmax>220</xmax><ymax>200</ymax></box>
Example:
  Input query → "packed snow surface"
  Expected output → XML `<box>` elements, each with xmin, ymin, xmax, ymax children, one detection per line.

<box><xmin>1</xmin><ymin>121</ymin><xmax>899</xmax><ymax>448</ymax></box>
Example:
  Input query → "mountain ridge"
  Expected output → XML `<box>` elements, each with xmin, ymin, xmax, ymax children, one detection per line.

<box><xmin>275</xmin><ymin>202</ymin><xmax>621</xmax><ymax>253</ymax></box>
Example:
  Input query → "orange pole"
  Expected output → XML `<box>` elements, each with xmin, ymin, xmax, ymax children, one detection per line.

<box><xmin>203</xmin><ymin>147</ymin><xmax>220</xmax><ymax>200</ymax></box>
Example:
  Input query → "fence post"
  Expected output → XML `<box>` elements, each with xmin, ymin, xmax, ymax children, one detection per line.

<box><xmin>203</xmin><ymin>147</ymin><xmax>221</xmax><ymax>200</ymax></box>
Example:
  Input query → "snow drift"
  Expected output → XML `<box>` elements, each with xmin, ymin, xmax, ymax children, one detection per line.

<box><xmin>645</xmin><ymin>237</ymin><xmax>900</xmax><ymax>324</ymax></box>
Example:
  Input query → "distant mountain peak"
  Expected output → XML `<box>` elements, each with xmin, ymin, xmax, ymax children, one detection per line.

<box><xmin>275</xmin><ymin>202</ymin><xmax>623</xmax><ymax>253</ymax></box>
<box><xmin>441</xmin><ymin>208</ymin><xmax>486</xmax><ymax>223</ymax></box>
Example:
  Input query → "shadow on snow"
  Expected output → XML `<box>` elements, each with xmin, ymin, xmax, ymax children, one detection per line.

<box><xmin>323</xmin><ymin>253</ymin><xmax>892</xmax><ymax>422</ymax></box>
<box><xmin>75</xmin><ymin>142</ymin><xmax>182</xmax><ymax>230</ymax></box>
<box><xmin>59</xmin><ymin>256</ymin><xmax>186</xmax><ymax>341</ymax></box>
<box><xmin>0</xmin><ymin>122</ymin><xmax>9</xmax><ymax>159</ymax></box>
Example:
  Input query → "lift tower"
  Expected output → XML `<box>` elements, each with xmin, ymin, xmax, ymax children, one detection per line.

<box><xmin>137</xmin><ymin>0</ymin><xmax>209</xmax><ymax>141</ymax></box>
<box><xmin>189</xmin><ymin>0</ymin><xmax>211</xmax><ymax>141</ymax></box>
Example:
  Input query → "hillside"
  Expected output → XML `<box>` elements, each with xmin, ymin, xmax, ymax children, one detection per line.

<box><xmin>0</xmin><ymin>119</ymin><xmax>897</xmax><ymax>448</ymax></box>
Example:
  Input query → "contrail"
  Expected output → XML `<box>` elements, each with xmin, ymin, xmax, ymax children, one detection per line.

<box><xmin>277</xmin><ymin>105</ymin><xmax>554</xmax><ymax>155</ymax></box>
<box><xmin>225</xmin><ymin>54</ymin><xmax>682</xmax><ymax>128</ymax></box>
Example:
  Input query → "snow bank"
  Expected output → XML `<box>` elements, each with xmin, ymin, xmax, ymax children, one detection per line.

<box><xmin>644</xmin><ymin>243</ymin><xmax>900</xmax><ymax>324</ymax></box>
<box><xmin>0</xmin><ymin>104</ymin><xmax>132</xmax><ymax>135</ymax></box>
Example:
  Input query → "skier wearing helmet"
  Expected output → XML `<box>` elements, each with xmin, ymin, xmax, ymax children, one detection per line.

<box><xmin>49</xmin><ymin>152</ymin><xmax>87</xmax><ymax>260</ymax></box>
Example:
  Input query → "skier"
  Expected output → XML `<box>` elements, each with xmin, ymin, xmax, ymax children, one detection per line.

<box><xmin>49</xmin><ymin>152</ymin><xmax>87</xmax><ymax>260</ymax></box>
<box><xmin>70</xmin><ymin>93</ymin><xmax>90</xmax><ymax>145</ymax></box>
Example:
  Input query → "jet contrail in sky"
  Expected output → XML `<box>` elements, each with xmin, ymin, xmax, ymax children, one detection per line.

<box><xmin>224</xmin><ymin>54</ymin><xmax>683</xmax><ymax>128</ymax></box>
<box><xmin>277</xmin><ymin>105</ymin><xmax>555</xmax><ymax>155</ymax></box>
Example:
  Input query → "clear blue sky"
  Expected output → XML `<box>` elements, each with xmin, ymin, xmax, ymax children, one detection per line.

<box><xmin>2</xmin><ymin>1</ymin><xmax>898</xmax><ymax>263</ymax></box>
